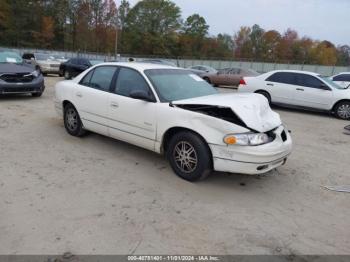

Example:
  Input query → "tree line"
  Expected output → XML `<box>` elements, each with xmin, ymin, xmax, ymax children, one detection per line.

<box><xmin>0</xmin><ymin>0</ymin><xmax>349</xmax><ymax>66</ymax></box>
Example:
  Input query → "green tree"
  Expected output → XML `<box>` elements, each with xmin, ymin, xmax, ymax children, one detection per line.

<box><xmin>124</xmin><ymin>0</ymin><xmax>181</xmax><ymax>55</ymax></box>
<box><xmin>183</xmin><ymin>14</ymin><xmax>209</xmax><ymax>37</ymax></box>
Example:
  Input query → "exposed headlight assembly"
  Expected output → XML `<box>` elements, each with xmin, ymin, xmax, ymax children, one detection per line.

<box><xmin>224</xmin><ymin>133</ymin><xmax>271</xmax><ymax>146</ymax></box>
<box><xmin>31</xmin><ymin>70</ymin><xmax>40</xmax><ymax>78</ymax></box>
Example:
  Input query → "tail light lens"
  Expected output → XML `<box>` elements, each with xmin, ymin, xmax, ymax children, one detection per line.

<box><xmin>239</xmin><ymin>78</ymin><xmax>246</xmax><ymax>85</ymax></box>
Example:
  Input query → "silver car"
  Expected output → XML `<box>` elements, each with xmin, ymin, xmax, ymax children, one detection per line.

<box><xmin>22</xmin><ymin>53</ymin><xmax>62</xmax><ymax>76</ymax></box>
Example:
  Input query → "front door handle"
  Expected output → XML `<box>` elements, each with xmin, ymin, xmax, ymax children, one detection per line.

<box><xmin>76</xmin><ymin>92</ymin><xmax>83</xmax><ymax>98</ymax></box>
<box><xmin>296</xmin><ymin>88</ymin><xmax>304</xmax><ymax>91</ymax></box>
<box><xmin>110</xmin><ymin>101</ymin><xmax>119</xmax><ymax>108</ymax></box>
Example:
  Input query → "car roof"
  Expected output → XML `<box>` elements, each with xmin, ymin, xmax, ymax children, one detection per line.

<box><xmin>266</xmin><ymin>70</ymin><xmax>320</xmax><ymax>76</ymax></box>
<box><xmin>95</xmin><ymin>62</ymin><xmax>180</xmax><ymax>71</ymax></box>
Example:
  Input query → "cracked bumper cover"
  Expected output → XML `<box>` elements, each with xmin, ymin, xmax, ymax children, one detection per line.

<box><xmin>209</xmin><ymin>126</ymin><xmax>293</xmax><ymax>174</ymax></box>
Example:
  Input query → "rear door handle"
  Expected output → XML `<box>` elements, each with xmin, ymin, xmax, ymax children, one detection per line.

<box><xmin>110</xmin><ymin>101</ymin><xmax>119</xmax><ymax>108</ymax></box>
<box><xmin>266</xmin><ymin>83</ymin><xmax>274</xmax><ymax>86</ymax></box>
<box><xmin>76</xmin><ymin>92</ymin><xmax>83</xmax><ymax>98</ymax></box>
<box><xmin>296</xmin><ymin>88</ymin><xmax>304</xmax><ymax>91</ymax></box>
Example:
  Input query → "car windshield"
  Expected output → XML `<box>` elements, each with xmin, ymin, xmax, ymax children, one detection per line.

<box><xmin>145</xmin><ymin>69</ymin><xmax>218</xmax><ymax>102</ymax></box>
<box><xmin>35</xmin><ymin>53</ymin><xmax>52</xmax><ymax>60</ymax></box>
<box><xmin>0</xmin><ymin>52</ymin><xmax>23</xmax><ymax>64</ymax></box>
<box><xmin>89</xmin><ymin>60</ymin><xmax>104</xmax><ymax>65</ymax></box>
<box><xmin>53</xmin><ymin>54</ymin><xmax>66</xmax><ymax>60</ymax></box>
<box><xmin>319</xmin><ymin>76</ymin><xmax>345</xmax><ymax>89</ymax></box>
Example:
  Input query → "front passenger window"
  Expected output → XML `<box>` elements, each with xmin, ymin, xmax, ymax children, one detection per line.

<box><xmin>115</xmin><ymin>68</ymin><xmax>152</xmax><ymax>97</ymax></box>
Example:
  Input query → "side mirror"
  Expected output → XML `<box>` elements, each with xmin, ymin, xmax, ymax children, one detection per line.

<box><xmin>320</xmin><ymin>83</ymin><xmax>331</xmax><ymax>90</ymax></box>
<box><xmin>129</xmin><ymin>90</ymin><xmax>154</xmax><ymax>102</ymax></box>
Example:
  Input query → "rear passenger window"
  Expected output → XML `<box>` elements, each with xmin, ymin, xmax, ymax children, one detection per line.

<box><xmin>333</xmin><ymin>74</ymin><xmax>350</xmax><ymax>81</ymax></box>
<box><xmin>80</xmin><ymin>70</ymin><xmax>94</xmax><ymax>87</ymax></box>
<box><xmin>266</xmin><ymin>72</ymin><xmax>296</xmax><ymax>85</ymax></box>
<box><xmin>296</xmin><ymin>74</ymin><xmax>324</xmax><ymax>89</ymax></box>
<box><xmin>114</xmin><ymin>68</ymin><xmax>151</xmax><ymax>97</ymax></box>
<box><xmin>81</xmin><ymin>66</ymin><xmax>116</xmax><ymax>92</ymax></box>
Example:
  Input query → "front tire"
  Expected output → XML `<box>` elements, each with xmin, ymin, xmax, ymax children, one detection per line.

<box><xmin>167</xmin><ymin>131</ymin><xmax>212</xmax><ymax>182</ymax></box>
<box><xmin>64</xmin><ymin>104</ymin><xmax>86</xmax><ymax>137</ymax></box>
<box><xmin>334</xmin><ymin>101</ymin><xmax>350</xmax><ymax>120</ymax></box>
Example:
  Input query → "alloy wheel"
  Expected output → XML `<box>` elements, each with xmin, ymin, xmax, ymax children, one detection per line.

<box><xmin>337</xmin><ymin>104</ymin><xmax>350</xmax><ymax>119</ymax></box>
<box><xmin>66</xmin><ymin>108</ymin><xmax>78</xmax><ymax>131</ymax></box>
<box><xmin>173</xmin><ymin>141</ymin><xmax>198</xmax><ymax>173</ymax></box>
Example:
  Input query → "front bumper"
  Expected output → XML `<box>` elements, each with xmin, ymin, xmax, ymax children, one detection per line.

<box><xmin>210</xmin><ymin>125</ymin><xmax>293</xmax><ymax>175</ymax></box>
<box><xmin>40</xmin><ymin>65</ymin><xmax>60</xmax><ymax>74</ymax></box>
<box><xmin>0</xmin><ymin>76</ymin><xmax>45</xmax><ymax>94</ymax></box>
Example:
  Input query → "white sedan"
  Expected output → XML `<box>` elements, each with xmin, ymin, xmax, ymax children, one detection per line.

<box><xmin>54</xmin><ymin>63</ymin><xmax>292</xmax><ymax>181</ymax></box>
<box><xmin>238</xmin><ymin>70</ymin><xmax>350</xmax><ymax>120</ymax></box>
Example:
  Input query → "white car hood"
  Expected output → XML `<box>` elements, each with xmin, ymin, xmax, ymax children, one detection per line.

<box><xmin>172</xmin><ymin>93</ymin><xmax>282</xmax><ymax>132</ymax></box>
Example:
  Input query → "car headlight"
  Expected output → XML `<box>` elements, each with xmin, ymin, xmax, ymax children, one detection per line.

<box><xmin>31</xmin><ymin>70</ymin><xmax>40</xmax><ymax>78</ymax></box>
<box><xmin>224</xmin><ymin>133</ymin><xmax>271</xmax><ymax>146</ymax></box>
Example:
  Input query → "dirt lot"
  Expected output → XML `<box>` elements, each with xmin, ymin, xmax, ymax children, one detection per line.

<box><xmin>0</xmin><ymin>77</ymin><xmax>349</xmax><ymax>255</ymax></box>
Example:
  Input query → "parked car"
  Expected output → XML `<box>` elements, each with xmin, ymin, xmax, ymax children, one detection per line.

<box><xmin>238</xmin><ymin>70</ymin><xmax>350</xmax><ymax>120</ymax></box>
<box><xmin>0</xmin><ymin>51</ymin><xmax>45</xmax><ymax>97</ymax></box>
<box><xmin>54</xmin><ymin>63</ymin><xmax>292</xmax><ymax>181</ymax></box>
<box><xmin>188</xmin><ymin>65</ymin><xmax>217</xmax><ymax>74</ymax></box>
<box><xmin>59</xmin><ymin>58</ymin><xmax>104</xmax><ymax>79</ymax></box>
<box><xmin>52</xmin><ymin>54</ymin><xmax>68</xmax><ymax>63</ymax></box>
<box><xmin>330</xmin><ymin>72</ymin><xmax>350</xmax><ymax>89</ymax></box>
<box><xmin>203</xmin><ymin>67</ymin><xmax>259</xmax><ymax>87</ymax></box>
<box><xmin>22</xmin><ymin>52</ymin><xmax>61</xmax><ymax>76</ymax></box>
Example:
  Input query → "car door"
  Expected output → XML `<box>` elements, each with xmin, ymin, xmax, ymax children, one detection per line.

<box><xmin>293</xmin><ymin>73</ymin><xmax>334</xmax><ymax>110</ymax></box>
<box><xmin>72</xmin><ymin>66</ymin><xmax>117</xmax><ymax>135</ymax></box>
<box><xmin>108</xmin><ymin>67</ymin><xmax>157</xmax><ymax>151</ymax></box>
<box><xmin>227</xmin><ymin>68</ymin><xmax>241</xmax><ymax>86</ymax></box>
<box><xmin>211</xmin><ymin>69</ymin><xmax>227</xmax><ymax>85</ymax></box>
<box><xmin>333</xmin><ymin>74</ymin><xmax>350</xmax><ymax>89</ymax></box>
<box><xmin>264</xmin><ymin>72</ymin><xmax>298</xmax><ymax>104</ymax></box>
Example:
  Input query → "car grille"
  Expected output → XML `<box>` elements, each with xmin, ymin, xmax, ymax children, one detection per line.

<box><xmin>0</xmin><ymin>73</ymin><xmax>34</xmax><ymax>83</ymax></box>
<box><xmin>2</xmin><ymin>87</ymin><xmax>36</xmax><ymax>93</ymax></box>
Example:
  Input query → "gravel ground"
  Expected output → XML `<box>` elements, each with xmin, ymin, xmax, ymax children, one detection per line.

<box><xmin>0</xmin><ymin>76</ymin><xmax>349</xmax><ymax>255</ymax></box>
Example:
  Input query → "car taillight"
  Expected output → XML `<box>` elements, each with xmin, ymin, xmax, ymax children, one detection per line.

<box><xmin>239</xmin><ymin>78</ymin><xmax>246</xmax><ymax>85</ymax></box>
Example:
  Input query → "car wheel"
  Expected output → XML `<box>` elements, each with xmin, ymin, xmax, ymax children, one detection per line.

<box><xmin>64</xmin><ymin>103</ymin><xmax>86</xmax><ymax>137</ymax></box>
<box><xmin>64</xmin><ymin>70</ymin><xmax>71</xmax><ymax>80</ymax></box>
<box><xmin>335</xmin><ymin>101</ymin><xmax>350</xmax><ymax>120</ymax></box>
<box><xmin>167</xmin><ymin>131</ymin><xmax>212</xmax><ymax>182</ymax></box>
<box><xmin>255</xmin><ymin>90</ymin><xmax>271</xmax><ymax>104</ymax></box>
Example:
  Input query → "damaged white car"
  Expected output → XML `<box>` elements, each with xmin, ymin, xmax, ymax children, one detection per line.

<box><xmin>54</xmin><ymin>63</ymin><xmax>292</xmax><ymax>181</ymax></box>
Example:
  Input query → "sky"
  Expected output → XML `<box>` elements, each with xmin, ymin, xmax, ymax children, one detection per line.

<box><xmin>116</xmin><ymin>0</ymin><xmax>350</xmax><ymax>46</ymax></box>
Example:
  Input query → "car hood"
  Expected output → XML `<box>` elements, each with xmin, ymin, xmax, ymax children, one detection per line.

<box><xmin>0</xmin><ymin>63</ymin><xmax>34</xmax><ymax>74</ymax></box>
<box><xmin>172</xmin><ymin>93</ymin><xmax>282</xmax><ymax>132</ymax></box>
<box><xmin>38</xmin><ymin>60</ymin><xmax>60</xmax><ymax>65</ymax></box>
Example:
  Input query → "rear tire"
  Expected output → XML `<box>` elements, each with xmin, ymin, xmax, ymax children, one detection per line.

<box><xmin>167</xmin><ymin>131</ymin><xmax>212</xmax><ymax>182</ymax></box>
<box><xmin>255</xmin><ymin>90</ymin><xmax>271</xmax><ymax>104</ymax></box>
<box><xmin>334</xmin><ymin>101</ymin><xmax>350</xmax><ymax>120</ymax></box>
<box><xmin>64</xmin><ymin>103</ymin><xmax>86</xmax><ymax>137</ymax></box>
